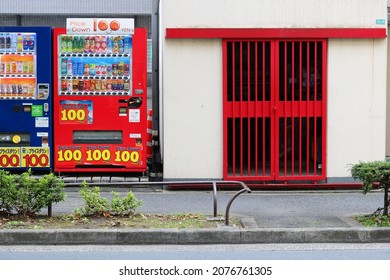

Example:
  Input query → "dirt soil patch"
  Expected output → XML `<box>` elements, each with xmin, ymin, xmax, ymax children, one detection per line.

<box><xmin>0</xmin><ymin>213</ymin><xmax>241</xmax><ymax>230</ymax></box>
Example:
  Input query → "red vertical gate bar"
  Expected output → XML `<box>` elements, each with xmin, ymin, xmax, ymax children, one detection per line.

<box><xmin>247</xmin><ymin>42</ymin><xmax>251</xmax><ymax>176</ymax></box>
<box><xmin>306</xmin><ymin>41</ymin><xmax>310</xmax><ymax>175</ymax></box>
<box><xmin>255</xmin><ymin>42</ymin><xmax>259</xmax><ymax>176</ymax></box>
<box><xmin>232</xmin><ymin>42</ymin><xmax>236</xmax><ymax>177</ymax></box>
<box><xmin>283</xmin><ymin>42</ymin><xmax>288</xmax><ymax>176</ymax></box>
<box><xmin>291</xmin><ymin>42</ymin><xmax>295</xmax><ymax>176</ymax></box>
<box><xmin>313</xmin><ymin>42</ymin><xmax>318</xmax><ymax>175</ymax></box>
<box><xmin>262</xmin><ymin>42</ymin><xmax>266</xmax><ymax>176</ymax></box>
<box><xmin>299</xmin><ymin>42</ymin><xmax>303</xmax><ymax>176</ymax></box>
<box><xmin>239</xmin><ymin>42</ymin><xmax>243</xmax><ymax>176</ymax></box>
<box><xmin>322</xmin><ymin>40</ymin><xmax>327</xmax><ymax>178</ymax></box>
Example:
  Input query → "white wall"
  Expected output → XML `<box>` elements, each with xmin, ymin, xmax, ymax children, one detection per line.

<box><xmin>163</xmin><ymin>0</ymin><xmax>386</xmax><ymax>28</ymax></box>
<box><xmin>328</xmin><ymin>39</ymin><xmax>387</xmax><ymax>177</ymax></box>
<box><xmin>162</xmin><ymin>0</ymin><xmax>387</xmax><ymax>179</ymax></box>
<box><xmin>162</xmin><ymin>39</ymin><xmax>223</xmax><ymax>179</ymax></box>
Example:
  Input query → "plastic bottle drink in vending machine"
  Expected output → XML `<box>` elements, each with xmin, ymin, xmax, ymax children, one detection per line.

<box><xmin>118</xmin><ymin>36</ymin><xmax>124</xmax><ymax>54</ymax></box>
<box><xmin>101</xmin><ymin>36</ymin><xmax>107</xmax><ymax>53</ymax></box>
<box><xmin>5</xmin><ymin>34</ymin><xmax>11</xmax><ymax>50</ymax></box>
<box><xmin>78</xmin><ymin>36</ymin><xmax>85</xmax><ymax>53</ymax></box>
<box><xmin>16</xmin><ymin>61</ymin><xmax>23</xmax><ymax>74</ymax></box>
<box><xmin>95</xmin><ymin>36</ymin><xmax>101</xmax><ymax>54</ymax></box>
<box><xmin>28</xmin><ymin>61</ymin><xmax>34</xmax><ymax>74</ymax></box>
<box><xmin>28</xmin><ymin>36</ymin><xmax>35</xmax><ymax>51</ymax></box>
<box><xmin>0</xmin><ymin>34</ymin><xmax>5</xmax><ymax>51</ymax></box>
<box><xmin>67</xmin><ymin>36</ymin><xmax>73</xmax><ymax>53</ymax></box>
<box><xmin>11</xmin><ymin>33</ymin><xmax>17</xmax><ymax>52</ymax></box>
<box><xmin>23</xmin><ymin>61</ymin><xmax>29</xmax><ymax>74</ymax></box>
<box><xmin>107</xmin><ymin>36</ymin><xmax>113</xmax><ymax>53</ymax></box>
<box><xmin>61</xmin><ymin>58</ymin><xmax>67</xmax><ymax>76</ymax></box>
<box><xmin>60</xmin><ymin>36</ymin><xmax>67</xmax><ymax>53</ymax></box>
<box><xmin>84</xmin><ymin>63</ymin><xmax>90</xmax><ymax>76</ymax></box>
<box><xmin>84</xmin><ymin>36</ymin><xmax>90</xmax><ymax>53</ymax></box>
<box><xmin>72</xmin><ymin>61</ymin><xmax>78</xmax><ymax>75</ymax></box>
<box><xmin>17</xmin><ymin>34</ymin><xmax>23</xmax><ymax>52</ymax></box>
<box><xmin>67</xmin><ymin>59</ymin><xmax>73</xmax><ymax>76</ymax></box>
<box><xmin>113</xmin><ymin>36</ymin><xmax>118</xmax><ymax>54</ymax></box>
<box><xmin>72</xmin><ymin>36</ymin><xmax>78</xmax><ymax>53</ymax></box>
<box><xmin>22</xmin><ymin>35</ymin><xmax>29</xmax><ymax>52</ymax></box>
<box><xmin>90</xmin><ymin>37</ymin><xmax>96</xmax><ymax>53</ymax></box>
<box><xmin>78</xmin><ymin>62</ymin><xmax>84</xmax><ymax>76</ymax></box>
<box><xmin>123</xmin><ymin>36</ymin><xmax>130</xmax><ymax>54</ymax></box>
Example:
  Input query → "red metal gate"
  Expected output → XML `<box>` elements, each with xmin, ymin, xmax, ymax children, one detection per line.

<box><xmin>223</xmin><ymin>39</ymin><xmax>326</xmax><ymax>181</ymax></box>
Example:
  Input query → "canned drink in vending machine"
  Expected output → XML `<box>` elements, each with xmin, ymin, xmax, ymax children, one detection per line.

<box><xmin>106</xmin><ymin>79</ymin><xmax>112</xmax><ymax>90</ymax></box>
<box><xmin>22</xmin><ymin>84</ymin><xmax>28</xmax><ymax>96</ymax></box>
<box><xmin>61</xmin><ymin>78</ymin><xmax>67</xmax><ymax>91</ymax></box>
<box><xmin>95</xmin><ymin>80</ymin><xmax>101</xmax><ymax>91</ymax></box>
<box><xmin>84</xmin><ymin>79</ymin><xmax>91</xmax><ymax>91</ymax></box>
<box><xmin>106</xmin><ymin>65</ymin><xmax>112</xmax><ymax>76</ymax></box>
<box><xmin>123</xmin><ymin>79</ymin><xmax>130</xmax><ymax>91</ymax></box>
<box><xmin>118</xmin><ymin>79</ymin><xmax>124</xmax><ymax>91</ymax></box>
<box><xmin>101</xmin><ymin>79</ymin><xmax>107</xmax><ymax>91</ymax></box>
<box><xmin>124</xmin><ymin>63</ymin><xmax>130</xmax><ymax>76</ymax></box>
<box><xmin>118</xmin><ymin>62</ymin><xmax>124</xmax><ymax>76</ymax></box>
<box><xmin>67</xmin><ymin>79</ymin><xmax>73</xmax><ymax>91</ymax></box>
<box><xmin>95</xmin><ymin>65</ymin><xmax>101</xmax><ymax>76</ymax></box>
<box><xmin>90</xmin><ymin>64</ymin><xmax>96</xmax><ymax>76</ymax></box>
<box><xmin>78</xmin><ymin>79</ymin><xmax>84</xmax><ymax>91</ymax></box>
<box><xmin>112</xmin><ymin>64</ymin><xmax>118</xmax><ymax>76</ymax></box>
<box><xmin>72</xmin><ymin>79</ymin><xmax>78</xmax><ymax>90</ymax></box>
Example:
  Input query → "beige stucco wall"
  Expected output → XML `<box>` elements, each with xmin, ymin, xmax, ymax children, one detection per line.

<box><xmin>161</xmin><ymin>0</ymin><xmax>387</xmax><ymax>180</ymax></box>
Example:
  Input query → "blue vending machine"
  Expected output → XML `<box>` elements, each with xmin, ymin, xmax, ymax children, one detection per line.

<box><xmin>0</xmin><ymin>27</ymin><xmax>52</xmax><ymax>171</ymax></box>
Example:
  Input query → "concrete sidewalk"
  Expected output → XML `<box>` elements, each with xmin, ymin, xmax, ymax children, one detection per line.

<box><xmin>1</xmin><ymin>187</ymin><xmax>390</xmax><ymax>245</ymax></box>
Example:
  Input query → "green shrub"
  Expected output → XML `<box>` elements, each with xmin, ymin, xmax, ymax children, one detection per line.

<box><xmin>0</xmin><ymin>170</ymin><xmax>66</xmax><ymax>216</ymax></box>
<box><xmin>77</xmin><ymin>182</ymin><xmax>110</xmax><ymax>216</ymax></box>
<box><xmin>76</xmin><ymin>182</ymin><xmax>143</xmax><ymax>216</ymax></box>
<box><xmin>110</xmin><ymin>191</ymin><xmax>143</xmax><ymax>215</ymax></box>
<box><xmin>351</xmin><ymin>161</ymin><xmax>390</xmax><ymax>216</ymax></box>
<box><xmin>0</xmin><ymin>170</ymin><xmax>17</xmax><ymax>213</ymax></box>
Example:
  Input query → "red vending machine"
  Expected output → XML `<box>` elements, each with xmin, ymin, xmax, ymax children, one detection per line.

<box><xmin>53</xmin><ymin>19</ymin><xmax>147</xmax><ymax>173</ymax></box>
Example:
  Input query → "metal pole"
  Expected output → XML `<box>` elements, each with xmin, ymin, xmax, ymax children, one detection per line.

<box><xmin>225</xmin><ymin>188</ymin><xmax>250</xmax><ymax>226</ymax></box>
<box><xmin>151</xmin><ymin>0</ymin><xmax>162</xmax><ymax>178</ymax></box>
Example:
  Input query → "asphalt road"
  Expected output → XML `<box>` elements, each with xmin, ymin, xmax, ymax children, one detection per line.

<box><xmin>1</xmin><ymin>244</ymin><xmax>390</xmax><ymax>260</ymax></box>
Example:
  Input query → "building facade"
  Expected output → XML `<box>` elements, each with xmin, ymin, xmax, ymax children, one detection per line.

<box><xmin>161</xmin><ymin>0</ymin><xmax>388</xmax><ymax>183</ymax></box>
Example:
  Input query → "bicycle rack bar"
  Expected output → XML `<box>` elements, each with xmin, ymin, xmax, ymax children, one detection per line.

<box><xmin>63</xmin><ymin>180</ymin><xmax>251</xmax><ymax>225</ymax></box>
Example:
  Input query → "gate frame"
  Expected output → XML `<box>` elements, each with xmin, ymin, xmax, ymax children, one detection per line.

<box><xmin>222</xmin><ymin>38</ymin><xmax>327</xmax><ymax>182</ymax></box>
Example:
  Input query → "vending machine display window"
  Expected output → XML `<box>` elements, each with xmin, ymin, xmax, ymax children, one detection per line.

<box><xmin>57</xmin><ymin>35</ymin><xmax>132</xmax><ymax>96</ymax></box>
<box><xmin>0</xmin><ymin>33</ymin><xmax>37</xmax><ymax>99</ymax></box>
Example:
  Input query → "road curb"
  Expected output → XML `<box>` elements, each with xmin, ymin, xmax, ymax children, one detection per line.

<box><xmin>1</xmin><ymin>227</ymin><xmax>390</xmax><ymax>245</ymax></box>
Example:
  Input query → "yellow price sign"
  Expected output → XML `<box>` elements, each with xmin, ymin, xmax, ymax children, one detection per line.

<box><xmin>21</xmin><ymin>147</ymin><xmax>50</xmax><ymax>168</ymax></box>
<box><xmin>0</xmin><ymin>147</ymin><xmax>21</xmax><ymax>168</ymax></box>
